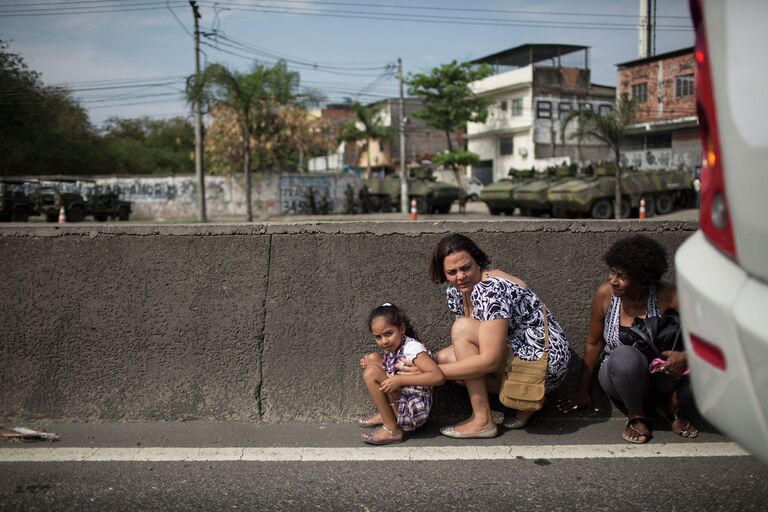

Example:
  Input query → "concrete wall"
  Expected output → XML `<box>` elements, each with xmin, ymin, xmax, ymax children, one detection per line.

<box><xmin>41</xmin><ymin>173</ymin><xmax>361</xmax><ymax>221</ymax></box>
<box><xmin>0</xmin><ymin>221</ymin><xmax>696</xmax><ymax>423</ymax></box>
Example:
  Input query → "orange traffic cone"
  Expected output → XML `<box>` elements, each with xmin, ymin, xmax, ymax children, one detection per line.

<box><xmin>57</xmin><ymin>205</ymin><xmax>66</xmax><ymax>224</ymax></box>
<box><xmin>639</xmin><ymin>197</ymin><xmax>646</xmax><ymax>219</ymax></box>
<box><xmin>410</xmin><ymin>198</ymin><xmax>417</xmax><ymax>221</ymax></box>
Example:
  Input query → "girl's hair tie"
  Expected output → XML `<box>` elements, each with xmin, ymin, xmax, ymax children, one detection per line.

<box><xmin>382</xmin><ymin>302</ymin><xmax>392</xmax><ymax>307</ymax></box>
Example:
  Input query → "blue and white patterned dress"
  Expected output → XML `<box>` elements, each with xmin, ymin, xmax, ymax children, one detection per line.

<box><xmin>446</xmin><ymin>277</ymin><xmax>571</xmax><ymax>393</ymax></box>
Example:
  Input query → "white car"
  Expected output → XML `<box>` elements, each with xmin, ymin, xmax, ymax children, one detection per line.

<box><xmin>463</xmin><ymin>176</ymin><xmax>484</xmax><ymax>201</ymax></box>
<box><xmin>675</xmin><ymin>0</ymin><xmax>768</xmax><ymax>464</ymax></box>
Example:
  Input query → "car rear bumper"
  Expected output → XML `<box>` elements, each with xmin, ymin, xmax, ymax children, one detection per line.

<box><xmin>675</xmin><ymin>231</ymin><xmax>768</xmax><ymax>462</ymax></box>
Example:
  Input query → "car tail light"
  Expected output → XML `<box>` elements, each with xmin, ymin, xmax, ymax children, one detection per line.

<box><xmin>690</xmin><ymin>0</ymin><xmax>737</xmax><ymax>260</ymax></box>
<box><xmin>689</xmin><ymin>333</ymin><xmax>727</xmax><ymax>371</ymax></box>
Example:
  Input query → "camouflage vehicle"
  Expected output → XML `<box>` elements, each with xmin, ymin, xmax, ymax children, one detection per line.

<box><xmin>84</xmin><ymin>184</ymin><xmax>132</xmax><ymax>221</ymax></box>
<box><xmin>513</xmin><ymin>164</ymin><xmax>577</xmax><ymax>217</ymax></box>
<box><xmin>0</xmin><ymin>178</ymin><xmax>37</xmax><ymax>222</ymax></box>
<box><xmin>479</xmin><ymin>168</ymin><xmax>536</xmax><ymax>216</ymax></box>
<box><xmin>547</xmin><ymin>164</ymin><xmax>693</xmax><ymax>219</ymax></box>
<box><xmin>34</xmin><ymin>185</ymin><xmax>90</xmax><ymax>222</ymax></box>
<box><xmin>34</xmin><ymin>179</ymin><xmax>132</xmax><ymax>222</ymax></box>
<box><xmin>365</xmin><ymin>167</ymin><xmax>460</xmax><ymax>214</ymax></box>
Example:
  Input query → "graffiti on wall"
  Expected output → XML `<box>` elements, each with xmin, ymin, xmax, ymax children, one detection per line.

<box><xmin>621</xmin><ymin>149</ymin><xmax>699</xmax><ymax>172</ymax></box>
<box><xmin>280</xmin><ymin>174</ymin><xmax>354</xmax><ymax>215</ymax></box>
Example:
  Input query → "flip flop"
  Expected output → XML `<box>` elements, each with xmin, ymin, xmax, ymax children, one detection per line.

<box><xmin>669</xmin><ymin>412</ymin><xmax>699</xmax><ymax>438</ymax></box>
<box><xmin>622</xmin><ymin>417</ymin><xmax>652</xmax><ymax>444</ymax></box>
<box><xmin>361</xmin><ymin>425</ymin><xmax>403</xmax><ymax>445</ymax></box>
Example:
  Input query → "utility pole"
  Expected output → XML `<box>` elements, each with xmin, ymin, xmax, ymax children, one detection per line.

<box><xmin>397</xmin><ymin>58</ymin><xmax>409</xmax><ymax>214</ymax></box>
<box><xmin>190</xmin><ymin>0</ymin><xmax>207</xmax><ymax>223</ymax></box>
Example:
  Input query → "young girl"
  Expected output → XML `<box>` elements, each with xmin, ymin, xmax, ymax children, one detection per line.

<box><xmin>358</xmin><ymin>303</ymin><xmax>444</xmax><ymax>445</ymax></box>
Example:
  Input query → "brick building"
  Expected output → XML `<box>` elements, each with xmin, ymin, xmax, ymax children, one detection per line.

<box><xmin>617</xmin><ymin>47</ymin><xmax>700</xmax><ymax>173</ymax></box>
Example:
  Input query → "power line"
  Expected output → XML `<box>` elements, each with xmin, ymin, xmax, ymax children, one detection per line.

<box><xmin>195</xmin><ymin>2</ymin><xmax>692</xmax><ymax>31</ymax></box>
<box><xmin>204</xmin><ymin>0</ymin><xmax>691</xmax><ymax>20</ymax></box>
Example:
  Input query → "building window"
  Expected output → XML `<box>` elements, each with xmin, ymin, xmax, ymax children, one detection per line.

<box><xmin>578</xmin><ymin>102</ymin><xmax>593</xmax><ymax>111</ymax></box>
<box><xmin>558</xmin><ymin>102</ymin><xmax>573</xmax><ymax>119</ymax></box>
<box><xmin>598</xmin><ymin>104</ymin><xmax>613</xmax><ymax>116</ymax></box>
<box><xmin>676</xmin><ymin>74</ymin><xmax>694</xmax><ymax>97</ymax></box>
<box><xmin>499</xmin><ymin>100</ymin><xmax>508</xmax><ymax>112</ymax></box>
<box><xmin>631</xmin><ymin>82</ymin><xmax>648</xmax><ymax>103</ymax></box>
<box><xmin>511</xmin><ymin>98</ymin><xmax>523</xmax><ymax>117</ymax></box>
<box><xmin>536</xmin><ymin>101</ymin><xmax>552</xmax><ymax>119</ymax></box>
<box><xmin>499</xmin><ymin>137</ymin><xmax>514</xmax><ymax>156</ymax></box>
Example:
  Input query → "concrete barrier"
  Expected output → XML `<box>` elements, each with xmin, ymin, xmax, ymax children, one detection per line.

<box><xmin>0</xmin><ymin>220</ymin><xmax>696</xmax><ymax>423</ymax></box>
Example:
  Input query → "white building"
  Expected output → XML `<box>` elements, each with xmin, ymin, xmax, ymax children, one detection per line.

<box><xmin>467</xmin><ymin>44</ymin><xmax>616</xmax><ymax>183</ymax></box>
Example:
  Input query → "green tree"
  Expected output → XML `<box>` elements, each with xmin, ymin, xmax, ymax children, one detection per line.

<box><xmin>188</xmin><ymin>59</ymin><xmax>299</xmax><ymax>221</ymax></box>
<box><xmin>560</xmin><ymin>94</ymin><xmax>637</xmax><ymax>219</ymax></box>
<box><xmin>101</xmin><ymin>116</ymin><xmax>194</xmax><ymax>175</ymax></box>
<box><xmin>0</xmin><ymin>40</ymin><xmax>106</xmax><ymax>176</ymax></box>
<box><xmin>407</xmin><ymin>60</ymin><xmax>492</xmax><ymax>185</ymax></box>
<box><xmin>337</xmin><ymin>101</ymin><xmax>390</xmax><ymax>180</ymax></box>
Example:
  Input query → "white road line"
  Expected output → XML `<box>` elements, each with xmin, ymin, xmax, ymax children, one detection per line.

<box><xmin>0</xmin><ymin>443</ymin><xmax>748</xmax><ymax>462</ymax></box>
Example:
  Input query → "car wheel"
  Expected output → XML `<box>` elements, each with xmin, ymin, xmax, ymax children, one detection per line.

<box><xmin>67</xmin><ymin>205</ymin><xmax>85</xmax><ymax>222</ymax></box>
<box><xmin>618</xmin><ymin>198</ymin><xmax>631</xmax><ymax>219</ymax></box>
<box><xmin>488</xmin><ymin>207</ymin><xmax>501</xmax><ymax>216</ymax></box>
<box><xmin>655</xmin><ymin>193</ymin><xmax>674</xmax><ymax>215</ymax></box>
<box><xmin>117</xmin><ymin>207</ymin><xmax>130</xmax><ymax>221</ymax></box>
<box><xmin>11</xmin><ymin>207</ymin><xmax>29</xmax><ymax>222</ymax></box>
<box><xmin>590</xmin><ymin>198</ymin><xmax>613</xmax><ymax>219</ymax></box>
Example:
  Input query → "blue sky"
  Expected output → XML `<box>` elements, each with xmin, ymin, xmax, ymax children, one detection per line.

<box><xmin>1</xmin><ymin>0</ymin><xmax>694</xmax><ymax>127</ymax></box>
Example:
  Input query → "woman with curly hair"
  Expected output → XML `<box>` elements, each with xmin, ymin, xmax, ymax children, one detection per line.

<box><xmin>557</xmin><ymin>234</ymin><xmax>698</xmax><ymax>444</ymax></box>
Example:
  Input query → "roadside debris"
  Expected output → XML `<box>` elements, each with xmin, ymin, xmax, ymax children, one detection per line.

<box><xmin>1</xmin><ymin>427</ymin><xmax>60</xmax><ymax>442</ymax></box>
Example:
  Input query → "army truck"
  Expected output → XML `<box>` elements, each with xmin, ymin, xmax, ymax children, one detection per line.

<box><xmin>34</xmin><ymin>185</ymin><xmax>89</xmax><ymax>222</ymax></box>
<box><xmin>365</xmin><ymin>167</ymin><xmax>460</xmax><ymax>214</ymax></box>
<box><xmin>513</xmin><ymin>164</ymin><xmax>577</xmax><ymax>217</ymax></box>
<box><xmin>0</xmin><ymin>178</ymin><xmax>37</xmax><ymax>222</ymax></box>
<box><xmin>479</xmin><ymin>168</ymin><xmax>536</xmax><ymax>216</ymax></box>
<box><xmin>35</xmin><ymin>179</ymin><xmax>132</xmax><ymax>222</ymax></box>
<box><xmin>84</xmin><ymin>185</ymin><xmax>132</xmax><ymax>221</ymax></box>
<box><xmin>547</xmin><ymin>165</ymin><xmax>693</xmax><ymax>219</ymax></box>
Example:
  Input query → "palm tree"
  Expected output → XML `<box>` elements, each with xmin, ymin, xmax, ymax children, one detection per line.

<box><xmin>187</xmin><ymin>60</ymin><xmax>298</xmax><ymax>222</ymax></box>
<box><xmin>560</xmin><ymin>94</ymin><xmax>637</xmax><ymax>219</ymax></box>
<box><xmin>338</xmin><ymin>101</ymin><xmax>390</xmax><ymax>180</ymax></box>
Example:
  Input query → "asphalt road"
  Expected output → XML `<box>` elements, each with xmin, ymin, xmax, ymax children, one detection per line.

<box><xmin>1</xmin><ymin>420</ymin><xmax>764</xmax><ymax>511</ymax></box>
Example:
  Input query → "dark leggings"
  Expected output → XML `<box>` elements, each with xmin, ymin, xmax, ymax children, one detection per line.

<box><xmin>598</xmin><ymin>345</ymin><xmax>692</xmax><ymax>412</ymax></box>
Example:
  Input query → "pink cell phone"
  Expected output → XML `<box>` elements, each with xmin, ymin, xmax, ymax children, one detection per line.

<box><xmin>649</xmin><ymin>357</ymin><xmax>666</xmax><ymax>373</ymax></box>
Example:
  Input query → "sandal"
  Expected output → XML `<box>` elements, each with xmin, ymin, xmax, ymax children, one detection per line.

<box><xmin>361</xmin><ymin>425</ymin><xmax>404</xmax><ymax>445</ymax></box>
<box><xmin>358</xmin><ymin>414</ymin><xmax>383</xmax><ymax>428</ymax></box>
<box><xmin>622</xmin><ymin>417</ymin><xmax>652</xmax><ymax>444</ymax></box>
<box><xmin>668</xmin><ymin>411</ymin><xmax>699</xmax><ymax>438</ymax></box>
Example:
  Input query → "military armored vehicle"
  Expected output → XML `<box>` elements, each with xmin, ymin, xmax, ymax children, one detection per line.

<box><xmin>34</xmin><ymin>184</ymin><xmax>89</xmax><ymax>222</ymax></box>
<box><xmin>365</xmin><ymin>167</ymin><xmax>460</xmax><ymax>214</ymax></box>
<box><xmin>513</xmin><ymin>164</ymin><xmax>577</xmax><ymax>217</ymax></box>
<box><xmin>34</xmin><ymin>178</ymin><xmax>132</xmax><ymax>222</ymax></box>
<box><xmin>479</xmin><ymin>168</ymin><xmax>536</xmax><ymax>216</ymax></box>
<box><xmin>547</xmin><ymin>164</ymin><xmax>693</xmax><ymax>219</ymax></box>
<box><xmin>84</xmin><ymin>184</ymin><xmax>132</xmax><ymax>221</ymax></box>
<box><xmin>0</xmin><ymin>178</ymin><xmax>37</xmax><ymax>222</ymax></box>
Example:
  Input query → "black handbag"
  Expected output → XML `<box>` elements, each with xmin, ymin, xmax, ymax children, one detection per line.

<box><xmin>629</xmin><ymin>309</ymin><xmax>683</xmax><ymax>361</ymax></box>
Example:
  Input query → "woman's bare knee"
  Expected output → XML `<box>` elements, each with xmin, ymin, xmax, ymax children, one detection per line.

<box><xmin>451</xmin><ymin>317</ymin><xmax>479</xmax><ymax>344</ymax></box>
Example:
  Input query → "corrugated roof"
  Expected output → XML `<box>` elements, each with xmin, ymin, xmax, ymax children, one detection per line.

<box><xmin>470</xmin><ymin>44</ymin><xmax>589</xmax><ymax>67</ymax></box>
<box><xmin>617</xmin><ymin>46</ymin><xmax>694</xmax><ymax>68</ymax></box>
